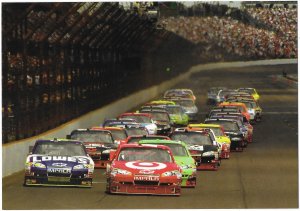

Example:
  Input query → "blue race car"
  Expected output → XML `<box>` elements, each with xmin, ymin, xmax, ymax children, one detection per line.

<box><xmin>24</xmin><ymin>138</ymin><xmax>94</xmax><ymax>187</ymax></box>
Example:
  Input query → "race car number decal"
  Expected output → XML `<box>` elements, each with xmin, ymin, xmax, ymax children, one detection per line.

<box><xmin>125</xmin><ymin>161</ymin><xmax>166</xmax><ymax>170</ymax></box>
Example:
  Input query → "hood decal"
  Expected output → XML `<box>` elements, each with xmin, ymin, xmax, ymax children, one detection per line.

<box><xmin>30</xmin><ymin>155</ymin><xmax>89</xmax><ymax>164</ymax></box>
<box><xmin>125</xmin><ymin>161</ymin><xmax>167</xmax><ymax>170</ymax></box>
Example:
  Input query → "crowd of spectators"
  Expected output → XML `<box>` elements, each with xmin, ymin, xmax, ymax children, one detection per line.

<box><xmin>160</xmin><ymin>6</ymin><xmax>297</xmax><ymax>60</ymax></box>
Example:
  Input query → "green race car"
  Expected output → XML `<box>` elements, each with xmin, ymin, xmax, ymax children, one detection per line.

<box><xmin>139</xmin><ymin>139</ymin><xmax>197</xmax><ymax>187</ymax></box>
<box><xmin>165</xmin><ymin>105</ymin><xmax>189</xmax><ymax>126</ymax></box>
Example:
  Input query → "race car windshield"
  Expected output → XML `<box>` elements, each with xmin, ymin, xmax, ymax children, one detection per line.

<box><xmin>34</xmin><ymin>142</ymin><xmax>86</xmax><ymax>156</ymax></box>
<box><xmin>118</xmin><ymin>147</ymin><xmax>172</xmax><ymax>162</ymax></box>
<box><xmin>206</xmin><ymin>120</ymin><xmax>239</xmax><ymax>131</ymax></box>
<box><xmin>71</xmin><ymin>131</ymin><xmax>114</xmax><ymax>143</ymax></box>
<box><xmin>239</xmin><ymin>89</ymin><xmax>255</xmax><ymax>94</ymax></box>
<box><xmin>144</xmin><ymin>112</ymin><xmax>169</xmax><ymax>121</ymax></box>
<box><xmin>109</xmin><ymin>130</ymin><xmax>127</xmax><ymax>140</ymax></box>
<box><xmin>123</xmin><ymin>115</ymin><xmax>152</xmax><ymax>123</ymax></box>
<box><xmin>175</xmin><ymin>100</ymin><xmax>194</xmax><ymax>107</ymax></box>
<box><xmin>126</xmin><ymin>128</ymin><xmax>148</xmax><ymax>136</ymax></box>
<box><xmin>170</xmin><ymin>133</ymin><xmax>212</xmax><ymax>146</ymax></box>
<box><xmin>166</xmin><ymin>107</ymin><xmax>184</xmax><ymax>115</ymax></box>
<box><xmin>209</xmin><ymin>127</ymin><xmax>223</xmax><ymax>136</ymax></box>
<box><xmin>164</xmin><ymin>143</ymin><xmax>188</xmax><ymax>157</ymax></box>
<box><xmin>219</xmin><ymin>90</ymin><xmax>232</xmax><ymax>98</ymax></box>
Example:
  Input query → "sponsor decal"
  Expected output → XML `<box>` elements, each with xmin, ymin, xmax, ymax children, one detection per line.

<box><xmin>85</xmin><ymin>143</ymin><xmax>105</xmax><ymax>148</ymax></box>
<box><xmin>125</xmin><ymin>162</ymin><xmax>166</xmax><ymax>170</ymax></box>
<box><xmin>139</xmin><ymin>169</ymin><xmax>155</xmax><ymax>174</ymax></box>
<box><xmin>134</xmin><ymin>175</ymin><xmax>159</xmax><ymax>181</ymax></box>
<box><xmin>47</xmin><ymin>168</ymin><xmax>71</xmax><ymax>174</ymax></box>
<box><xmin>32</xmin><ymin>156</ymin><xmax>88</xmax><ymax>164</ymax></box>
<box><xmin>189</xmin><ymin>145</ymin><xmax>204</xmax><ymax>151</ymax></box>
<box><xmin>52</xmin><ymin>163</ymin><xmax>68</xmax><ymax>167</ymax></box>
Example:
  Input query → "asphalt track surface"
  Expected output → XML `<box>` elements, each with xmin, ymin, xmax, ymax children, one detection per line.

<box><xmin>3</xmin><ymin>64</ymin><xmax>298</xmax><ymax>209</ymax></box>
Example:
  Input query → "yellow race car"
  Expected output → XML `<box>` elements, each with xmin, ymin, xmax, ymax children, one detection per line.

<box><xmin>237</xmin><ymin>88</ymin><xmax>260</xmax><ymax>101</ymax></box>
<box><xmin>187</xmin><ymin>123</ymin><xmax>231</xmax><ymax>159</ymax></box>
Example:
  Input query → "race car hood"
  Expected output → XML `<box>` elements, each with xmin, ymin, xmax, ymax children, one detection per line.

<box><xmin>111</xmin><ymin>161</ymin><xmax>179</xmax><ymax>174</ymax></box>
<box><xmin>188</xmin><ymin>145</ymin><xmax>218</xmax><ymax>155</ymax></box>
<box><xmin>174</xmin><ymin>156</ymin><xmax>195</xmax><ymax>167</ymax></box>
<box><xmin>27</xmin><ymin>154</ymin><xmax>92</xmax><ymax>167</ymax></box>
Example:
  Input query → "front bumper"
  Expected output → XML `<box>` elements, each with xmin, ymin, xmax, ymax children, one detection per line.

<box><xmin>24</xmin><ymin>171</ymin><xmax>93</xmax><ymax>187</ymax></box>
<box><xmin>181</xmin><ymin>170</ymin><xmax>196</xmax><ymax>187</ymax></box>
<box><xmin>107</xmin><ymin>175</ymin><xmax>181</xmax><ymax>196</ymax></box>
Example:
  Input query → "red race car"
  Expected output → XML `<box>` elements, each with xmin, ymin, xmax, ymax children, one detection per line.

<box><xmin>106</xmin><ymin>144</ymin><xmax>182</xmax><ymax>196</ymax></box>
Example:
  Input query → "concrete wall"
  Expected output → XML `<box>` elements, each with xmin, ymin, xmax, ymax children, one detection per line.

<box><xmin>3</xmin><ymin>58</ymin><xmax>297</xmax><ymax>178</ymax></box>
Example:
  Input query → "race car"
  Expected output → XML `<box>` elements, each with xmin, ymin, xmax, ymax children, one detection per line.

<box><xmin>118</xmin><ymin>113</ymin><xmax>158</xmax><ymax>135</ymax></box>
<box><xmin>102</xmin><ymin>119</ymin><xmax>138</xmax><ymax>128</ymax></box>
<box><xmin>237</xmin><ymin>88</ymin><xmax>260</xmax><ymax>101</ymax></box>
<box><xmin>125</xmin><ymin>125</ymin><xmax>149</xmax><ymax>136</ymax></box>
<box><xmin>215</xmin><ymin>89</ymin><xmax>237</xmax><ymax>104</ymax></box>
<box><xmin>91</xmin><ymin>126</ymin><xmax>128</xmax><ymax>145</ymax></box>
<box><xmin>67</xmin><ymin>129</ymin><xmax>117</xmax><ymax>168</ymax></box>
<box><xmin>187</xmin><ymin>123</ymin><xmax>231</xmax><ymax>159</ymax></box>
<box><xmin>207</xmin><ymin>87</ymin><xmax>227</xmax><ymax>105</ymax></box>
<box><xmin>106</xmin><ymin>144</ymin><xmax>182</xmax><ymax>195</ymax></box>
<box><xmin>163</xmin><ymin>89</ymin><xmax>196</xmax><ymax>102</ymax></box>
<box><xmin>138</xmin><ymin>109</ymin><xmax>172</xmax><ymax>135</ymax></box>
<box><xmin>122</xmin><ymin>135</ymin><xmax>171</xmax><ymax>144</ymax></box>
<box><xmin>170</xmin><ymin>129</ymin><xmax>220</xmax><ymax>170</ymax></box>
<box><xmin>24</xmin><ymin>138</ymin><xmax>94</xmax><ymax>187</ymax></box>
<box><xmin>204</xmin><ymin>118</ymin><xmax>246</xmax><ymax>151</ymax></box>
<box><xmin>168</xmin><ymin>98</ymin><xmax>198</xmax><ymax>121</ymax></box>
<box><xmin>209</xmin><ymin>114</ymin><xmax>251</xmax><ymax>144</ymax></box>
<box><xmin>225</xmin><ymin>98</ymin><xmax>262</xmax><ymax>122</ymax></box>
<box><xmin>218</xmin><ymin>102</ymin><xmax>251</xmax><ymax>121</ymax></box>
<box><xmin>210</xmin><ymin>113</ymin><xmax>253</xmax><ymax>143</ymax></box>
<box><xmin>165</xmin><ymin>105</ymin><xmax>189</xmax><ymax>126</ymax></box>
<box><xmin>139</xmin><ymin>139</ymin><xmax>197</xmax><ymax>187</ymax></box>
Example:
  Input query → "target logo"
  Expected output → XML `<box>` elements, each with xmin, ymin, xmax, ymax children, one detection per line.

<box><xmin>125</xmin><ymin>161</ymin><xmax>167</xmax><ymax>170</ymax></box>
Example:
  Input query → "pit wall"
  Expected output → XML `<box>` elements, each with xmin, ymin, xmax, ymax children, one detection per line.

<box><xmin>2</xmin><ymin>58</ymin><xmax>297</xmax><ymax>178</ymax></box>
